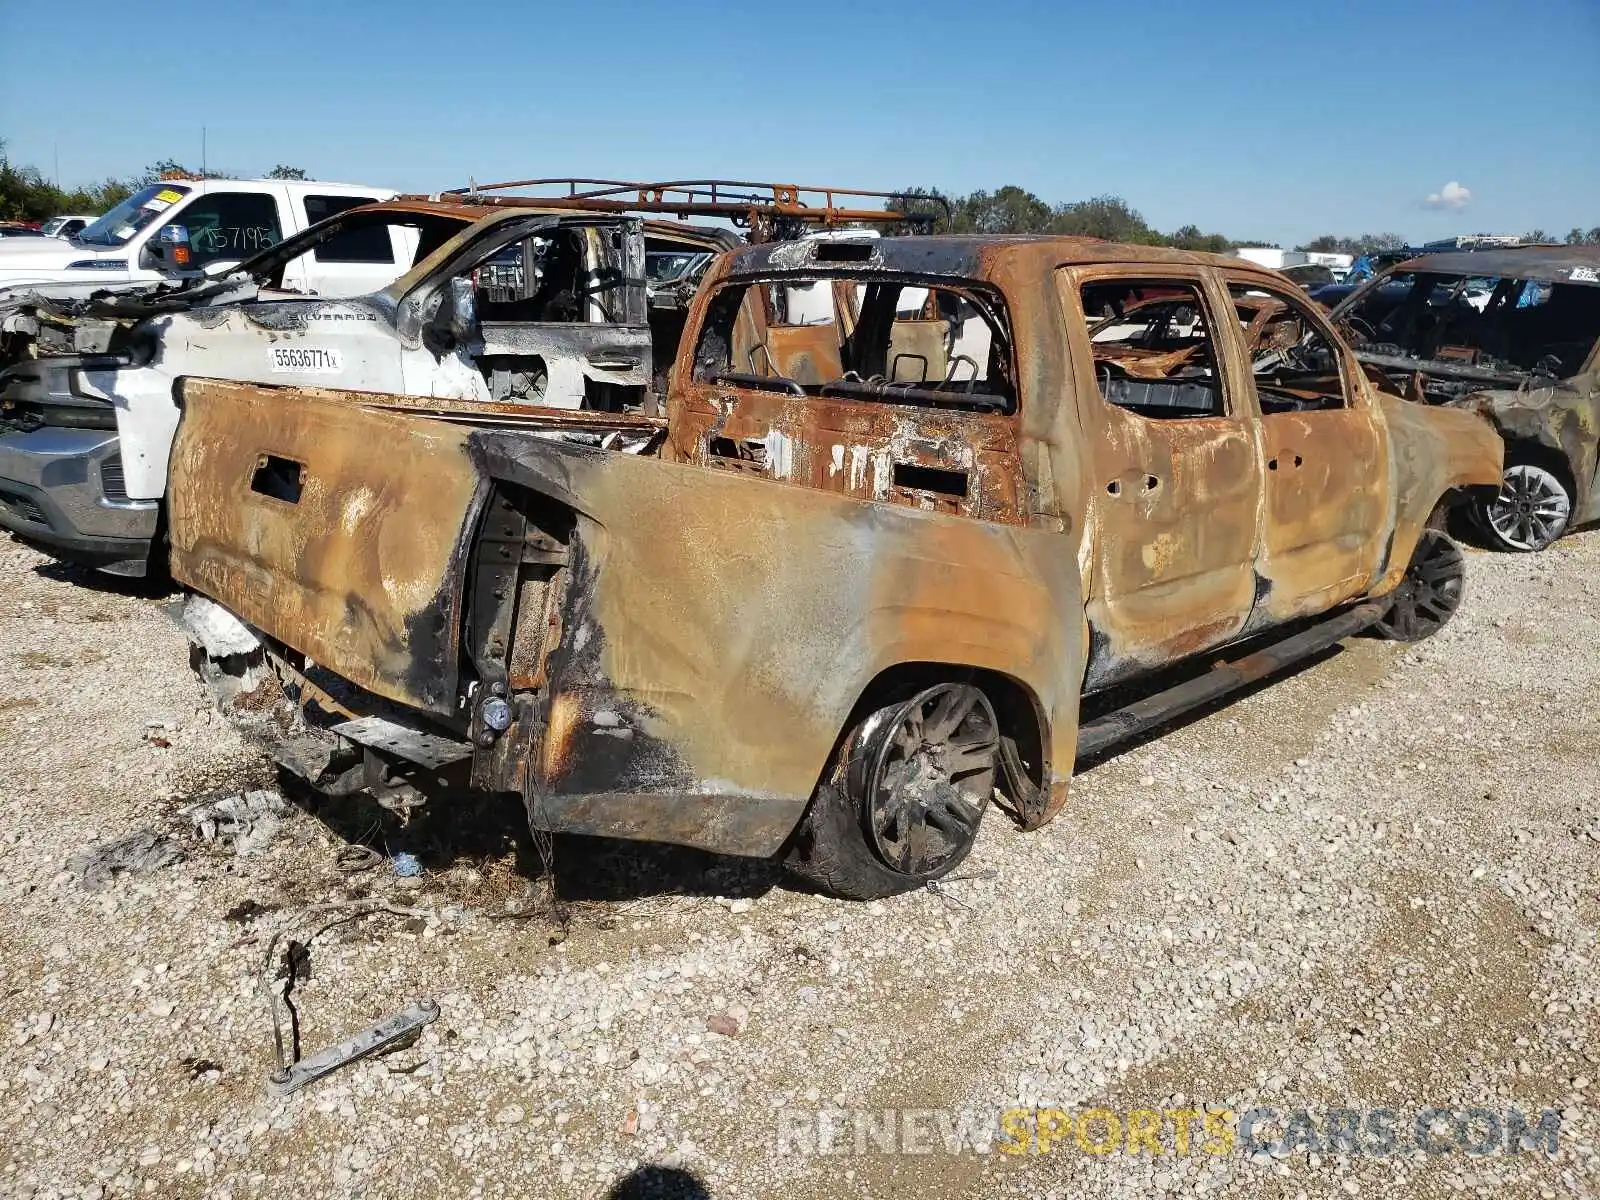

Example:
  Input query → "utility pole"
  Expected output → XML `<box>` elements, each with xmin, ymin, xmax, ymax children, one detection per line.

<box><xmin>53</xmin><ymin>142</ymin><xmax>59</xmax><ymax>188</ymax></box>
<box><xmin>201</xmin><ymin>126</ymin><xmax>207</xmax><ymax>178</ymax></box>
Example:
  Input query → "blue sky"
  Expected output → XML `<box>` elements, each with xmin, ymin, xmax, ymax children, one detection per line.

<box><xmin>2</xmin><ymin>0</ymin><xmax>1595</xmax><ymax>246</ymax></box>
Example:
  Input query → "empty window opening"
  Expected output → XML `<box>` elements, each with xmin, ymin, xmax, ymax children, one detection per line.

<box><xmin>1338</xmin><ymin>270</ymin><xmax>1600</xmax><ymax>401</ymax></box>
<box><xmin>1228</xmin><ymin>283</ymin><xmax>1348</xmax><ymax>414</ymax></box>
<box><xmin>692</xmin><ymin>275</ymin><xmax>1015</xmax><ymax>412</ymax></box>
<box><xmin>1082</xmin><ymin>281</ymin><xmax>1225</xmax><ymax>419</ymax></box>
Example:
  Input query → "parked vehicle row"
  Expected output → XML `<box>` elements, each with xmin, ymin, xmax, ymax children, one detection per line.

<box><xmin>0</xmin><ymin>177</ymin><xmax>396</xmax><ymax>299</ymax></box>
<box><xmin>0</xmin><ymin>180</ymin><xmax>924</xmax><ymax>577</ymax></box>
<box><xmin>5</xmin><ymin>178</ymin><xmax>1596</xmax><ymax>898</ymax></box>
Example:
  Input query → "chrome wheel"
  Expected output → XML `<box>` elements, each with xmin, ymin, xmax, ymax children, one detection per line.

<box><xmin>1480</xmin><ymin>463</ymin><xmax>1571</xmax><ymax>552</ymax></box>
<box><xmin>1375</xmin><ymin>529</ymin><xmax>1466</xmax><ymax>642</ymax></box>
<box><xmin>862</xmin><ymin>684</ymin><xmax>998</xmax><ymax>876</ymax></box>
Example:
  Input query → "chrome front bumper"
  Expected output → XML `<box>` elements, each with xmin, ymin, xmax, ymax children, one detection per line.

<box><xmin>0</xmin><ymin>427</ymin><xmax>159</xmax><ymax>573</ymax></box>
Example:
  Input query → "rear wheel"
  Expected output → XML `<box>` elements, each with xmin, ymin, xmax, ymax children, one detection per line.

<box><xmin>784</xmin><ymin>682</ymin><xmax>999</xmax><ymax>900</ymax></box>
<box><xmin>1476</xmin><ymin>462</ymin><xmax>1572</xmax><ymax>552</ymax></box>
<box><xmin>1374</xmin><ymin>528</ymin><xmax>1465</xmax><ymax>642</ymax></box>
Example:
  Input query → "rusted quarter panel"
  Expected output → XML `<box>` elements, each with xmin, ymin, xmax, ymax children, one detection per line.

<box><xmin>469</xmin><ymin>434</ymin><xmax>1085</xmax><ymax>854</ymax></box>
<box><xmin>169</xmin><ymin>378</ymin><xmax>486</xmax><ymax>715</ymax></box>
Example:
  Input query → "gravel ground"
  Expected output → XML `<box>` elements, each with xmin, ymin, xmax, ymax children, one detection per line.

<box><xmin>0</xmin><ymin>531</ymin><xmax>1596</xmax><ymax>1200</ymax></box>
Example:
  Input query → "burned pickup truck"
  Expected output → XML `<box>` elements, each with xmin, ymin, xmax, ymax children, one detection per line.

<box><xmin>169</xmin><ymin>237</ymin><xmax>1501</xmax><ymax>898</ymax></box>
<box><xmin>1330</xmin><ymin>247</ymin><xmax>1600</xmax><ymax>551</ymax></box>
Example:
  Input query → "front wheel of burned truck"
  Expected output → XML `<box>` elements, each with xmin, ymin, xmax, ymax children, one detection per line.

<box><xmin>784</xmin><ymin>683</ymin><xmax>1001</xmax><ymax>900</ymax></box>
<box><xmin>1373</xmin><ymin>528</ymin><xmax>1467</xmax><ymax>643</ymax></box>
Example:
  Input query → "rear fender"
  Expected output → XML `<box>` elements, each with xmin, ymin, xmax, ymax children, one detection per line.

<box><xmin>470</xmin><ymin>433</ymin><xmax>1086</xmax><ymax>841</ymax></box>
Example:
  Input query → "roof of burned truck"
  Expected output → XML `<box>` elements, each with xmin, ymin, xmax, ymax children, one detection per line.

<box><xmin>715</xmin><ymin>234</ymin><xmax>1299</xmax><ymax>282</ymax></box>
<box><xmin>1388</xmin><ymin>245</ymin><xmax>1600</xmax><ymax>286</ymax></box>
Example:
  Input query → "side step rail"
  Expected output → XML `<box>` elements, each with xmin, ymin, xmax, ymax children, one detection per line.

<box><xmin>1075</xmin><ymin>601</ymin><xmax>1385</xmax><ymax>761</ymax></box>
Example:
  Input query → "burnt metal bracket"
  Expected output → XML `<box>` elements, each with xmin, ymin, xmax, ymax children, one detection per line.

<box><xmin>267</xmin><ymin>1000</ymin><xmax>439</xmax><ymax>1097</ymax></box>
<box><xmin>465</xmin><ymin>488</ymin><xmax>528</xmax><ymax>740</ymax></box>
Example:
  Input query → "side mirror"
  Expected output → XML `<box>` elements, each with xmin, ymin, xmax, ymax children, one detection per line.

<box><xmin>441</xmin><ymin>276</ymin><xmax>479</xmax><ymax>344</ymax></box>
<box><xmin>143</xmin><ymin>223</ymin><xmax>193</xmax><ymax>273</ymax></box>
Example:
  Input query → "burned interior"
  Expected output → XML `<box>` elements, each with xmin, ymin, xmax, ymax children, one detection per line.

<box><xmin>690</xmin><ymin>266</ymin><xmax>1016</xmax><ymax>413</ymax></box>
<box><xmin>443</xmin><ymin>218</ymin><xmax>650</xmax><ymax>409</ymax></box>
<box><xmin>1082</xmin><ymin>280</ymin><xmax>1346</xmax><ymax>419</ymax></box>
<box><xmin>1335</xmin><ymin>262</ymin><xmax>1600</xmax><ymax>402</ymax></box>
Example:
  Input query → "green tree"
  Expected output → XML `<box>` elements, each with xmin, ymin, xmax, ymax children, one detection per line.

<box><xmin>1165</xmin><ymin>223</ymin><xmax>1233</xmax><ymax>254</ymax></box>
<box><xmin>957</xmin><ymin>186</ymin><xmax>1056</xmax><ymax>234</ymax></box>
<box><xmin>0</xmin><ymin>138</ymin><xmax>134</xmax><ymax>221</ymax></box>
<box><xmin>267</xmin><ymin>165</ymin><xmax>308</xmax><ymax>180</ymax></box>
<box><xmin>1297</xmin><ymin>233</ymin><xmax>1405</xmax><ymax>255</ymax></box>
<box><xmin>1053</xmin><ymin>194</ymin><xmax>1157</xmax><ymax>242</ymax></box>
<box><xmin>888</xmin><ymin>186</ymin><xmax>956</xmax><ymax>234</ymax></box>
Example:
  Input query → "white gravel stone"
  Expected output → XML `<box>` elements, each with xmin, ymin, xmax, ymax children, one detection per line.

<box><xmin>0</xmin><ymin>528</ymin><xmax>1597</xmax><ymax>1199</ymax></box>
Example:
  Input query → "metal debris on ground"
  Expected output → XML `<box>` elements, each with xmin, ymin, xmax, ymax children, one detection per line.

<box><xmin>66</xmin><ymin>828</ymin><xmax>183</xmax><ymax>892</ymax></box>
<box><xmin>180</xmin><ymin>789</ymin><xmax>288</xmax><ymax>856</ymax></box>
<box><xmin>332</xmin><ymin>845</ymin><xmax>383</xmax><ymax>874</ymax></box>
<box><xmin>267</xmin><ymin>1000</ymin><xmax>439</xmax><ymax>1097</ymax></box>
<box><xmin>259</xmin><ymin>901</ymin><xmax>437</xmax><ymax>1096</ymax></box>
<box><xmin>924</xmin><ymin>868</ymin><xmax>998</xmax><ymax>911</ymax></box>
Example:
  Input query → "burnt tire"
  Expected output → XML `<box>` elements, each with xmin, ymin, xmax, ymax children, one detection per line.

<box><xmin>784</xmin><ymin>683</ymin><xmax>999</xmax><ymax>900</ymax></box>
<box><xmin>1374</xmin><ymin>528</ymin><xmax>1466</xmax><ymax>643</ymax></box>
<box><xmin>1475</xmin><ymin>461</ymin><xmax>1572</xmax><ymax>552</ymax></box>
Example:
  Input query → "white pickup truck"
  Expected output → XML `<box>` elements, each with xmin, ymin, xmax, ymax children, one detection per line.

<box><xmin>0</xmin><ymin>177</ymin><xmax>397</xmax><ymax>302</ymax></box>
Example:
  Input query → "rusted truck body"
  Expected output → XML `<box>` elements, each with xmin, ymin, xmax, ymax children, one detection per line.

<box><xmin>1329</xmin><ymin>246</ymin><xmax>1600</xmax><ymax>551</ymax></box>
<box><xmin>168</xmin><ymin>236</ymin><xmax>1502</xmax><ymax>897</ymax></box>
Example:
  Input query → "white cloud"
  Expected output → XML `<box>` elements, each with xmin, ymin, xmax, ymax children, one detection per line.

<box><xmin>1424</xmin><ymin>181</ymin><xmax>1473</xmax><ymax>211</ymax></box>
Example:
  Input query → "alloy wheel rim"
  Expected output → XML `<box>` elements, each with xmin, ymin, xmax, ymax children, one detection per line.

<box><xmin>866</xmin><ymin>684</ymin><xmax>998</xmax><ymax>876</ymax></box>
<box><xmin>1384</xmin><ymin>530</ymin><xmax>1466</xmax><ymax>639</ymax></box>
<box><xmin>1487</xmin><ymin>465</ymin><xmax>1570</xmax><ymax>551</ymax></box>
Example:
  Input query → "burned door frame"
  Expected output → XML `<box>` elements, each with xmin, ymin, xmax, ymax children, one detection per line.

<box><xmin>1220</xmin><ymin>272</ymin><xmax>1392</xmax><ymax>623</ymax></box>
<box><xmin>1057</xmin><ymin>264</ymin><xmax>1266</xmax><ymax>691</ymax></box>
<box><xmin>392</xmin><ymin>212</ymin><xmax>652</xmax><ymax>408</ymax></box>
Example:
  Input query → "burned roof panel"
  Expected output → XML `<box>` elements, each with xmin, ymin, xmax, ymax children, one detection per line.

<box><xmin>718</xmin><ymin>234</ymin><xmax>1274</xmax><ymax>282</ymax></box>
<box><xmin>1390</xmin><ymin>246</ymin><xmax>1600</xmax><ymax>285</ymax></box>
